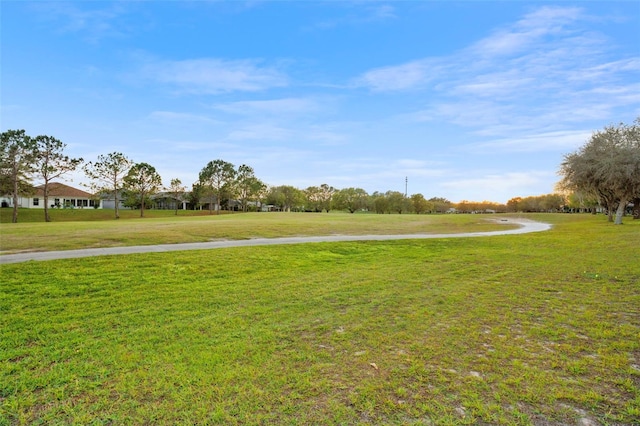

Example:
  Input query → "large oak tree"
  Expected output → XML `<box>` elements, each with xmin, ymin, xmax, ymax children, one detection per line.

<box><xmin>559</xmin><ymin>118</ymin><xmax>640</xmax><ymax>224</ymax></box>
<box><xmin>199</xmin><ymin>159</ymin><xmax>236</xmax><ymax>215</ymax></box>
<box><xmin>333</xmin><ymin>187</ymin><xmax>369</xmax><ymax>213</ymax></box>
<box><xmin>267</xmin><ymin>185</ymin><xmax>305</xmax><ymax>212</ymax></box>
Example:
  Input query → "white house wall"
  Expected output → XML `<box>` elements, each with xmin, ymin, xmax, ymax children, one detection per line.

<box><xmin>0</xmin><ymin>196</ymin><xmax>102</xmax><ymax>209</ymax></box>
<box><xmin>101</xmin><ymin>200</ymin><xmax>129</xmax><ymax>210</ymax></box>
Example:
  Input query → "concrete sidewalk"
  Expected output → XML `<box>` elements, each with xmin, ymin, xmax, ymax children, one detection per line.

<box><xmin>0</xmin><ymin>219</ymin><xmax>551</xmax><ymax>265</ymax></box>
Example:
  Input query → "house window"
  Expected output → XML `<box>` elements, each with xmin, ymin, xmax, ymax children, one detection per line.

<box><xmin>54</xmin><ymin>198</ymin><xmax>60</xmax><ymax>207</ymax></box>
<box><xmin>33</xmin><ymin>198</ymin><xmax>39</xmax><ymax>206</ymax></box>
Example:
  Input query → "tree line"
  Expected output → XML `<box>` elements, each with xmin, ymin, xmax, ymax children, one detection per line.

<box><xmin>0</xmin><ymin>130</ymin><xmax>455</xmax><ymax>222</ymax></box>
<box><xmin>3</xmin><ymin>118</ymin><xmax>639</xmax><ymax>223</ymax></box>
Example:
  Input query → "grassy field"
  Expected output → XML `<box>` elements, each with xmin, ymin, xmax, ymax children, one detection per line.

<box><xmin>1</xmin><ymin>213</ymin><xmax>639</xmax><ymax>425</ymax></box>
<box><xmin>0</xmin><ymin>207</ymin><xmax>216</xmax><ymax>223</ymax></box>
<box><xmin>0</xmin><ymin>209</ymin><xmax>516</xmax><ymax>254</ymax></box>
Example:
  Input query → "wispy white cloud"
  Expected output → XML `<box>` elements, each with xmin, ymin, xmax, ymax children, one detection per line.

<box><xmin>212</xmin><ymin>97</ymin><xmax>320</xmax><ymax>115</ymax></box>
<box><xmin>309</xmin><ymin>3</ymin><xmax>397</xmax><ymax>30</ymax></box>
<box><xmin>311</xmin><ymin>157</ymin><xmax>449</xmax><ymax>192</ymax></box>
<box><xmin>468</xmin><ymin>6</ymin><xmax>583</xmax><ymax>57</ymax></box>
<box><xmin>204</xmin><ymin>98</ymin><xmax>350</xmax><ymax>149</ymax></box>
<box><xmin>392</xmin><ymin>159</ymin><xmax>446</xmax><ymax>174</ymax></box>
<box><xmin>0</xmin><ymin>104</ymin><xmax>24</xmax><ymax>113</ymax></box>
<box><xmin>441</xmin><ymin>171</ymin><xmax>555</xmax><ymax>202</ymax></box>
<box><xmin>568</xmin><ymin>58</ymin><xmax>640</xmax><ymax>83</ymax></box>
<box><xmin>305</xmin><ymin>126</ymin><xmax>348</xmax><ymax>146</ymax></box>
<box><xmin>471</xmin><ymin>130</ymin><xmax>592</xmax><ymax>153</ymax></box>
<box><xmin>224</xmin><ymin>121</ymin><xmax>351</xmax><ymax>148</ymax></box>
<box><xmin>587</xmin><ymin>82</ymin><xmax>640</xmax><ymax>105</ymax></box>
<box><xmin>140</xmin><ymin>58</ymin><xmax>288</xmax><ymax>94</ymax></box>
<box><xmin>368</xmin><ymin>4</ymin><xmax>397</xmax><ymax>21</ymax></box>
<box><xmin>356</xmin><ymin>6</ymin><xmax>594</xmax><ymax>93</ymax></box>
<box><xmin>227</xmin><ymin>124</ymin><xmax>294</xmax><ymax>141</ymax></box>
<box><xmin>148</xmin><ymin>111</ymin><xmax>221</xmax><ymax>125</ymax></box>
<box><xmin>30</xmin><ymin>2</ymin><xmax>134</xmax><ymax>41</ymax></box>
<box><xmin>357</xmin><ymin>5</ymin><xmax>638</xmax><ymax>154</ymax></box>
<box><xmin>410</xmin><ymin>101</ymin><xmax>516</xmax><ymax>130</ymax></box>
<box><xmin>355</xmin><ymin>59</ymin><xmax>439</xmax><ymax>91</ymax></box>
<box><xmin>450</xmin><ymin>72</ymin><xmax>535</xmax><ymax>99</ymax></box>
<box><xmin>143</xmin><ymin>137</ymin><xmax>237</xmax><ymax>153</ymax></box>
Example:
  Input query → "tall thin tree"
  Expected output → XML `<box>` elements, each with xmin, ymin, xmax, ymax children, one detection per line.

<box><xmin>168</xmin><ymin>178</ymin><xmax>186</xmax><ymax>215</ymax></box>
<box><xmin>236</xmin><ymin>164</ymin><xmax>265</xmax><ymax>212</ymax></box>
<box><xmin>33</xmin><ymin>135</ymin><xmax>83</xmax><ymax>222</ymax></box>
<box><xmin>0</xmin><ymin>130</ymin><xmax>36</xmax><ymax>223</ymax></box>
<box><xmin>83</xmin><ymin>152</ymin><xmax>132</xmax><ymax>219</ymax></box>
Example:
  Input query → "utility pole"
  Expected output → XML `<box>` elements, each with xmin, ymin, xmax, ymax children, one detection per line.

<box><xmin>405</xmin><ymin>176</ymin><xmax>408</xmax><ymax>197</ymax></box>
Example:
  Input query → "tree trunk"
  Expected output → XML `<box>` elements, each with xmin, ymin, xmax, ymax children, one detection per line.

<box><xmin>12</xmin><ymin>175</ymin><xmax>18</xmax><ymax>223</ymax></box>
<box><xmin>44</xmin><ymin>195</ymin><xmax>50</xmax><ymax>222</ymax></box>
<box><xmin>43</xmin><ymin>183</ymin><xmax>50</xmax><ymax>222</ymax></box>
<box><xmin>614</xmin><ymin>198</ymin><xmax>627</xmax><ymax>225</ymax></box>
<box><xmin>114</xmin><ymin>188</ymin><xmax>120</xmax><ymax>219</ymax></box>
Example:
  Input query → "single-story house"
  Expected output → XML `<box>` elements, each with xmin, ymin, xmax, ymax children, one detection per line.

<box><xmin>152</xmin><ymin>192</ymin><xmax>190</xmax><ymax>211</ymax></box>
<box><xmin>100</xmin><ymin>191</ymin><xmax>191</xmax><ymax>211</ymax></box>
<box><xmin>0</xmin><ymin>182</ymin><xmax>101</xmax><ymax>209</ymax></box>
<box><xmin>100</xmin><ymin>190</ymin><xmax>130</xmax><ymax>210</ymax></box>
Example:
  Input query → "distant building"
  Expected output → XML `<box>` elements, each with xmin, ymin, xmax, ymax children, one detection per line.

<box><xmin>0</xmin><ymin>182</ymin><xmax>101</xmax><ymax>209</ymax></box>
<box><xmin>99</xmin><ymin>191</ymin><xmax>191</xmax><ymax>210</ymax></box>
<box><xmin>152</xmin><ymin>192</ymin><xmax>189</xmax><ymax>210</ymax></box>
<box><xmin>99</xmin><ymin>190</ymin><xmax>129</xmax><ymax>210</ymax></box>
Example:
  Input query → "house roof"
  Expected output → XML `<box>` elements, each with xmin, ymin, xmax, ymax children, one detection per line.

<box><xmin>152</xmin><ymin>191</ymin><xmax>189</xmax><ymax>201</ymax></box>
<box><xmin>35</xmin><ymin>183</ymin><xmax>94</xmax><ymax>198</ymax></box>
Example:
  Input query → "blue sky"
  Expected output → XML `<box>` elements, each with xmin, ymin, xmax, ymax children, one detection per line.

<box><xmin>2</xmin><ymin>1</ymin><xmax>639</xmax><ymax>203</ymax></box>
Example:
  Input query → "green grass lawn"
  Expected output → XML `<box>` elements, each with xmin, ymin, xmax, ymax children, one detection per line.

<box><xmin>0</xmin><ymin>207</ymin><xmax>225</xmax><ymax>223</ymax></box>
<box><xmin>1</xmin><ymin>213</ymin><xmax>639</xmax><ymax>425</ymax></box>
<box><xmin>0</xmin><ymin>210</ymin><xmax>516</xmax><ymax>254</ymax></box>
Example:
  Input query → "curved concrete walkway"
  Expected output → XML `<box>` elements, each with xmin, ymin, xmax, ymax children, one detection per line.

<box><xmin>0</xmin><ymin>218</ymin><xmax>551</xmax><ymax>265</ymax></box>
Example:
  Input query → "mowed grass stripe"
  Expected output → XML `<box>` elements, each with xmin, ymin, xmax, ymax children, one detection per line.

<box><xmin>1</xmin><ymin>214</ymin><xmax>639</xmax><ymax>425</ymax></box>
<box><xmin>0</xmin><ymin>211</ymin><xmax>517</xmax><ymax>254</ymax></box>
